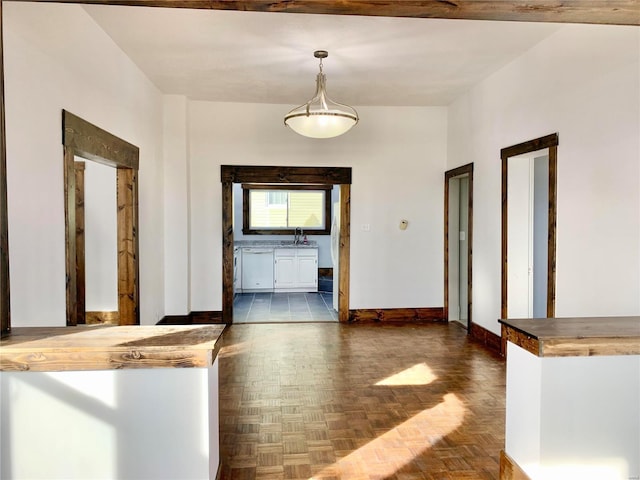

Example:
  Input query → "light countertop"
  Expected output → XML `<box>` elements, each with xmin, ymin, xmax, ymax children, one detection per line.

<box><xmin>234</xmin><ymin>240</ymin><xmax>318</xmax><ymax>249</ymax></box>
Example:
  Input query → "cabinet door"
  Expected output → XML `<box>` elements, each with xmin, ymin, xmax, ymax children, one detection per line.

<box><xmin>274</xmin><ymin>255</ymin><xmax>296</xmax><ymax>289</ymax></box>
<box><xmin>296</xmin><ymin>254</ymin><xmax>318</xmax><ymax>290</ymax></box>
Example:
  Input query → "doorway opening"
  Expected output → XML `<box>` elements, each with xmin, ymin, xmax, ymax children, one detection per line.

<box><xmin>444</xmin><ymin>163</ymin><xmax>473</xmax><ymax>331</ymax></box>
<box><xmin>63</xmin><ymin>110</ymin><xmax>140</xmax><ymax>326</ymax></box>
<box><xmin>501</xmin><ymin>133</ymin><xmax>558</xmax><ymax>320</ymax></box>
<box><xmin>220</xmin><ymin>166</ymin><xmax>352</xmax><ymax>324</ymax></box>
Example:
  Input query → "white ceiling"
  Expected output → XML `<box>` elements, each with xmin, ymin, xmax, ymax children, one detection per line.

<box><xmin>83</xmin><ymin>5</ymin><xmax>561</xmax><ymax>106</ymax></box>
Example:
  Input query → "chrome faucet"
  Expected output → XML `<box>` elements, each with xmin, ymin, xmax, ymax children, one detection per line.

<box><xmin>294</xmin><ymin>227</ymin><xmax>303</xmax><ymax>245</ymax></box>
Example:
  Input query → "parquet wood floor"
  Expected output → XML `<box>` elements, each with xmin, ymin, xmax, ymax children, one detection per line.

<box><xmin>218</xmin><ymin>322</ymin><xmax>505</xmax><ymax>480</ymax></box>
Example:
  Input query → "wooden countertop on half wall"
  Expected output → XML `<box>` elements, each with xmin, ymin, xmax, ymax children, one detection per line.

<box><xmin>0</xmin><ymin>325</ymin><xmax>226</xmax><ymax>372</ymax></box>
<box><xmin>499</xmin><ymin>316</ymin><xmax>640</xmax><ymax>357</ymax></box>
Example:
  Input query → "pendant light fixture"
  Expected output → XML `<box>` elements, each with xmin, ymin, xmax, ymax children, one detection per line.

<box><xmin>284</xmin><ymin>50</ymin><xmax>358</xmax><ymax>139</ymax></box>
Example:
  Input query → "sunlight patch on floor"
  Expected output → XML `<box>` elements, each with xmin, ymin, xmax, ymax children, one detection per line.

<box><xmin>309</xmin><ymin>393</ymin><xmax>466</xmax><ymax>479</ymax></box>
<box><xmin>375</xmin><ymin>362</ymin><xmax>438</xmax><ymax>386</ymax></box>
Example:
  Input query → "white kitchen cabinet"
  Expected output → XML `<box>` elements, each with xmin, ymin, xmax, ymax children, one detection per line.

<box><xmin>274</xmin><ymin>248</ymin><xmax>318</xmax><ymax>292</ymax></box>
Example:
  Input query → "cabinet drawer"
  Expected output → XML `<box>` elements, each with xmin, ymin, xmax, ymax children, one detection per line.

<box><xmin>296</xmin><ymin>249</ymin><xmax>318</xmax><ymax>257</ymax></box>
<box><xmin>275</xmin><ymin>248</ymin><xmax>296</xmax><ymax>258</ymax></box>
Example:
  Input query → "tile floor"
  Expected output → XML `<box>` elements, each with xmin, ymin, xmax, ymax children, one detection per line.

<box><xmin>218</xmin><ymin>322</ymin><xmax>506</xmax><ymax>479</ymax></box>
<box><xmin>234</xmin><ymin>292</ymin><xmax>338</xmax><ymax>324</ymax></box>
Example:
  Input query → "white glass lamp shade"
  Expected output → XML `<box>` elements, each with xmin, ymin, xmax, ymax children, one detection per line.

<box><xmin>284</xmin><ymin>73</ymin><xmax>358</xmax><ymax>139</ymax></box>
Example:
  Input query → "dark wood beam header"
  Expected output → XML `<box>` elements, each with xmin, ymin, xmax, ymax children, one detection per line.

<box><xmin>63</xmin><ymin>110</ymin><xmax>139</xmax><ymax>169</ymax></box>
<box><xmin>221</xmin><ymin>165</ymin><xmax>351</xmax><ymax>185</ymax></box>
<box><xmin>32</xmin><ymin>1</ymin><xmax>640</xmax><ymax>26</ymax></box>
<box><xmin>500</xmin><ymin>132</ymin><xmax>558</xmax><ymax>160</ymax></box>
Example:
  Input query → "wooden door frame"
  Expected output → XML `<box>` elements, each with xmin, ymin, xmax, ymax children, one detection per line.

<box><xmin>74</xmin><ymin>161</ymin><xmax>86</xmax><ymax>323</ymax></box>
<box><xmin>220</xmin><ymin>165</ymin><xmax>351</xmax><ymax>324</ymax></box>
<box><xmin>63</xmin><ymin>110</ymin><xmax>140</xmax><ymax>326</ymax></box>
<box><xmin>0</xmin><ymin>2</ymin><xmax>9</xmax><ymax>335</ymax></box>
<box><xmin>444</xmin><ymin>163</ymin><xmax>474</xmax><ymax>331</ymax></box>
<box><xmin>501</xmin><ymin>133</ymin><xmax>558</xmax><ymax>320</ymax></box>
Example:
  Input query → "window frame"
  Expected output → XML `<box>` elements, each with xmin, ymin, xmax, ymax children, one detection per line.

<box><xmin>242</xmin><ymin>183</ymin><xmax>332</xmax><ymax>235</ymax></box>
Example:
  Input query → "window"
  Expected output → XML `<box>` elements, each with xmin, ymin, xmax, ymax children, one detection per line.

<box><xmin>242</xmin><ymin>184</ymin><xmax>332</xmax><ymax>235</ymax></box>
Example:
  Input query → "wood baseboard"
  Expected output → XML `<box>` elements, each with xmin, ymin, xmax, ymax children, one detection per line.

<box><xmin>499</xmin><ymin>451</ymin><xmax>531</xmax><ymax>480</ymax></box>
<box><xmin>86</xmin><ymin>311</ymin><xmax>119</xmax><ymax>325</ymax></box>
<box><xmin>318</xmin><ymin>267</ymin><xmax>333</xmax><ymax>278</ymax></box>
<box><xmin>158</xmin><ymin>310</ymin><xmax>224</xmax><ymax>325</ymax></box>
<box><xmin>469</xmin><ymin>321</ymin><xmax>503</xmax><ymax>356</ymax></box>
<box><xmin>349</xmin><ymin>307</ymin><xmax>445</xmax><ymax>323</ymax></box>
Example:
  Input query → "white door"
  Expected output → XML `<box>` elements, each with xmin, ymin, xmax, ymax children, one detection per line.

<box><xmin>507</xmin><ymin>154</ymin><xmax>549</xmax><ymax>318</ymax></box>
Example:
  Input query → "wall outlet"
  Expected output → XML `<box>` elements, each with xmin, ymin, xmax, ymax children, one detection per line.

<box><xmin>361</xmin><ymin>224</ymin><xmax>371</xmax><ymax>232</ymax></box>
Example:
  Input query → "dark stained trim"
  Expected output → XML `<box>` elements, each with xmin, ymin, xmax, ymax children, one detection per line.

<box><xmin>63</xmin><ymin>110</ymin><xmax>139</xmax><ymax>169</ymax></box>
<box><xmin>221</xmin><ymin>180</ymin><xmax>234</xmax><ymax>324</ymax></box>
<box><xmin>500</xmin><ymin>133</ymin><xmax>558</xmax><ymax>321</ymax></box>
<box><xmin>470</xmin><ymin>321</ymin><xmax>503</xmax><ymax>357</ymax></box>
<box><xmin>75</xmin><ymin>161</ymin><xmax>86</xmax><ymax>324</ymax></box>
<box><xmin>0</xmin><ymin>1</ymin><xmax>9</xmax><ymax>336</ymax></box>
<box><xmin>25</xmin><ymin>1</ymin><xmax>640</xmax><ymax>25</ymax></box>
<box><xmin>444</xmin><ymin>163</ymin><xmax>474</xmax><ymax>331</ymax></box>
<box><xmin>116</xmin><ymin>167</ymin><xmax>139</xmax><ymax>325</ymax></box>
<box><xmin>547</xmin><ymin>144</ymin><xmax>558</xmax><ymax>319</ymax></box>
<box><xmin>500</xmin><ymin>133</ymin><xmax>558</xmax><ymax>160</ymax></box>
<box><xmin>349</xmin><ymin>307</ymin><xmax>446</xmax><ymax>323</ymax></box>
<box><xmin>63</xmin><ymin>147</ymin><xmax>78</xmax><ymax>325</ymax></box>
<box><xmin>338</xmin><ymin>184</ymin><xmax>350</xmax><ymax>322</ymax></box>
<box><xmin>157</xmin><ymin>310</ymin><xmax>224</xmax><ymax>325</ymax></box>
<box><xmin>222</xmin><ymin>165</ymin><xmax>351</xmax><ymax>185</ymax></box>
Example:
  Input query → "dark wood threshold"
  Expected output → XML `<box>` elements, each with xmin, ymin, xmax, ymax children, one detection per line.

<box><xmin>158</xmin><ymin>310</ymin><xmax>225</xmax><ymax>325</ymax></box>
<box><xmin>349</xmin><ymin>307</ymin><xmax>445</xmax><ymax>323</ymax></box>
<box><xmin>469</xmin><ymin>321</ymin><xmax>503</xmax><ymax>357</ymax></box>
<box><xmin>86</xmin><ymin>311</ymin><xmax>120</xmax><ymax>325</ymax></box>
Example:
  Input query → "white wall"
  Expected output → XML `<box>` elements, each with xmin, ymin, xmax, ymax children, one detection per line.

<box><xmin>448</xmin><ymin>24</ymin><xmax>640</xmax><ymax>334</ymax></box>
<box><xmin>83</xmin><ymin>161</ymin><xmax>118</xmax><ymax>311</ymax></box>
<box><xmin>163</xmin><ymin>96</ymin><xmax>191</xmax><ymax>315</ymax></box>
<box><xmin>183</xmin><ymin>102</ymin><xmax>447</xmax><ymax>311</ymax></box>
<box><xmin>4</xmin><ymin>3</ymin><xmax>165</xmax><ymax>325</ymax></box>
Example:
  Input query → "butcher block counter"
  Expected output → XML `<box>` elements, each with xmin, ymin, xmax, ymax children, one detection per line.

<box><xmin>500</xmin><ymin>316</ymin><xmax>640</xmax><ymax>357</ymax></box>
<box><xmin>0</xmin><ymin>325</ymin><xmax>226</xmax><ymax>480</ymax></box>
<box><xmin>0</xmin><ymin>324</ymin><xmax>225</xmax><ymax>372</ymax></box>
<box><xmin>498</xmin><ymin>317</ymin><xmax>639</xmax><ymax>480</ymax></box>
